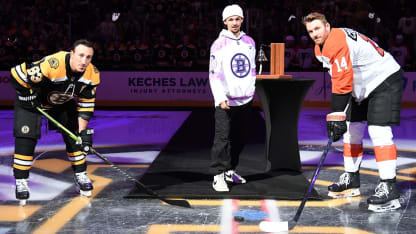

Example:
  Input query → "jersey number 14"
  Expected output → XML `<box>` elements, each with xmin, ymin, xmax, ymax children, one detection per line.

<box><xmin>334</xmin><ymin>57</ymin><xmax>348</xmax><ymax>72</ymax></box>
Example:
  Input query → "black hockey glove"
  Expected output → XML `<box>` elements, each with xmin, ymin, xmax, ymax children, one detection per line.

<box><xmin>326</xmin><ymin>112</ymin><xmax>347</xmax><ymax>142</ymax></box>
<box><xmin>79</xmin><ymin>128</ymin><xmax>94</xmax><ymax>153</ymax></box>
<box><xmin>17</xmin><ymin>89</ymin><xmax>41</xmax><ymax>109</ymax></box>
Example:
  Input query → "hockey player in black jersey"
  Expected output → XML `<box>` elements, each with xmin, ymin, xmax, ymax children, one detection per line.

<box><xmin>10</xmin><ymin>39</ymin><xmax>100</xmax><ymax>205</ymax></box>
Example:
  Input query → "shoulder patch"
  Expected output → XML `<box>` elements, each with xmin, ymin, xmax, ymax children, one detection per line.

<box><xmin>48</xmin><ymin>57</ymin><xmax>59</xmax><ymax>69</ymax></box>
<box><xmin>343</xmin><ymin>28</ymin><xmax>357</xmax><ymax>41</ymax></box>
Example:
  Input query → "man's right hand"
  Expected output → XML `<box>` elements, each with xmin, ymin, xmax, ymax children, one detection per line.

<box><xmin>220</xmin><ymin>100</ymin><xmax>230</xmax><ymax>110</ymax></box>
<box><xmin>17</xmin><ymin>89</ymin><xmax>41</xmax><ymax>108</ymax></box>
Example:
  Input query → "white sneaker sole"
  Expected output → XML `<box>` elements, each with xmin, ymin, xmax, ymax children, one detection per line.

<box><xmin>80</xmin><ymin>190</ymin><xmax>92</xmax><ymax>197</ymax></box>
<box><xmin>212</xmin><ymin>184</ymin><xmax>229</xmax><ymax>192</ymax></box>
<box><xmin>328</xmin><ymin>188</ymin><xmax>360</xmax><ymax>198</ymax></box>
<box><xmin>368</xmin><ymin>199</ymin><xmax>401</xmax><ymax>212</ymax></box>
<box><xmin>19</xmin><ymin>199</ymin><xmax>27</xmax><ymax>206</ymax></box>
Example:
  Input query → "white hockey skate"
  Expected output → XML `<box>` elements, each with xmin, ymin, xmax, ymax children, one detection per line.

<box><xmin>367</xmin><ymin>179</ymin><xmax>401</xmax><ymax>212</ymax></box>
<box><xmin>15</xmin><ymin>178</ymin><xmax>29</xmax><ymax>206</ymax></box>
<box><xmin>74</xmin><ymin>171</ymin><xmax>93</xmax><ymax>197</ymax></box>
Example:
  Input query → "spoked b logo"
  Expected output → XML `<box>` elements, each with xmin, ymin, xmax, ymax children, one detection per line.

<box><xmin>230</xmin><ymin>53</ymin><xmax>250</xmax><ymax>78</ymax></box>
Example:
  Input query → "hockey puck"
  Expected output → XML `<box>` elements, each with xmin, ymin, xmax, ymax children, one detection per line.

<box><xmin>234</xmin><ymin>216</ymin><xmax>245</xmax><ymax>222</ymax></box>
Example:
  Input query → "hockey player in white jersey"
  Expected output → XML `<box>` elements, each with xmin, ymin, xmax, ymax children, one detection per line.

<box><xmin>209</xmin><ymin>4</ymin><xmax>256</xmax><ymax>192</ymax></box>
<box><xmin>303</xmin><ymin>12</ymin><xmax>403</xmax><ymax>212</ymax></box>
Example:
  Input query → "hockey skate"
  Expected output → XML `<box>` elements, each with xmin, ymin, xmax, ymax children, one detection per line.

<box><xmin>328</xmin><ymin>171</ymin><xmax>360</xmax><ymax>198</ymax></box>
<box><xmin>15</xmin><ymin>179</ymin><xmax>29</xmax><ymax>206</ymax></box>
<box><xmin>74</xmin><ymin>171</ymin><xmax>93</xmax><ymax>197</ymax></box>
<box><xmin>368</xmin><ymin>178</ymin><xmax>401</xmax><ymax>212</ymax></box>
<box><xmin>225</xmin><ymin>170</ymin><xmax>246</xmax><ymax>184</ymax></box>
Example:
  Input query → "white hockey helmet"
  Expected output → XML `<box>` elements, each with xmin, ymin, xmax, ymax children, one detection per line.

<box><xmin>222</xmin><ymin>4</ymin><xmax>244</xmax><ymax>21</ymax></box>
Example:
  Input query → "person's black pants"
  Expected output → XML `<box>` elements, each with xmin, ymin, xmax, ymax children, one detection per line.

<box><xmin>209</xmin><ymin>102</ymin><xmax>252</xmax><ymax>175</ymax></box>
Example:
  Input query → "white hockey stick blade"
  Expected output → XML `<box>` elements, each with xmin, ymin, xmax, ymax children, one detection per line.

<box><xmin>259</xmin><ymin>221</ymin><xmax>289</xmax><ymax>232</ymax></box>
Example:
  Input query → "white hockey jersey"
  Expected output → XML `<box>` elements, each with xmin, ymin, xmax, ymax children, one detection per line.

<box><xmin>209</xmin><ymin>29</ymin><xmax>256</xmax><ymax>106</ymax></box>
<box><xmin>315</xmin><ymin>28</ymin><xmax>400</xmax><ymax>102</ymax></box>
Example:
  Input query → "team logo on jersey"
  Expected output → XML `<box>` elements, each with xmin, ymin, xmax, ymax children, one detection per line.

<box><xmin>47</xmin><ymin>91</ymin><xmax>74</xmax><ymax>105</ymax></box>
<box><xmin>48</xmin><ymin>57</ymin><xmax>59</xmax><ymax>69</ymax></box>
<box><xmin>230</xmin><ymin>53</ymin><xmax>250</xmax><ymax>78</ymax></box>
<box><xmin>21</xmin><ymin>125</ymin><xmax>30</xmax><ymax>134</ymax></box>
<box><xmin>343</xmin><ymin>28</ymin><xmax>357</xmax><ymax>41</ymax></box>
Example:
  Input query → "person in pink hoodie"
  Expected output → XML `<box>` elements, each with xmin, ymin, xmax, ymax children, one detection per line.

<box><xmin>208</xmin><ymin>4</ymin><xmax>256</xmax><ymax>192</ymax></box>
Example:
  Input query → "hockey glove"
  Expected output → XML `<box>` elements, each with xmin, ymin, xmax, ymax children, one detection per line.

<box><xmin>79</xmin><ymin>128</ymin><xmax>94</xmax><ymax>153</ymax></box>
<box><xmin>326</xmin><ymin>112</ymin><xmax>347</xmax><ymax>142</ymax></box>
<box><xmin>17</xmin><ymin>89</ymin><xmax>41</xmax><ymax>109</ymax></box>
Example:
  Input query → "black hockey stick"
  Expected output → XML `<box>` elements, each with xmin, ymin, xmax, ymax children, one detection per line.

<box><xmin>259</xmin><ymin>137</ymin><xmax>333</xmax><ymax>232</ymax></box>
<box><xmin>89</xmin><ymin>148</ymin><xmax>191</xmax><ymax>208</ymax></box>
<box><xmin>36</xmin><ymin>107</ymin><xmax>192</xmax><ymax>208</ymax></box>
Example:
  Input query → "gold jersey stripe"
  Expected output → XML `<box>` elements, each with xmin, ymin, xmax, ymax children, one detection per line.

<box><xmin>14</xmin><ymin>154</ymin><xmax>33</xmax><ymax>160</ymax></box>
<box><xmin>77</xmin><ymin>107</ymin><xmax>94</xmax><ymax>112</ymax></box>
<box><xmin>67</xmin><ymin>151</ymin><xmax>84</xmax><ymax>157</ymax></box>
<box><xmin>13</xmin><ymin>164</ymin><xmax>32</xmax><ymax>170</ymax></box>
<box><xmin>71</xmin><ymin>158</ymin><xmax>86</xmax><ymax>165</ymax></box>
<box><xmin>78</xmin><ymin>98</ymin><xmax>96</xmax><ymax>102</ymax></box>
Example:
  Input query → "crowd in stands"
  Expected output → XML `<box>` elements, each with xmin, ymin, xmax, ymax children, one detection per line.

<box><xmin>1</xmin><ymin>0</ymin><xmax>415</xmax><ymax>71</ymax></box>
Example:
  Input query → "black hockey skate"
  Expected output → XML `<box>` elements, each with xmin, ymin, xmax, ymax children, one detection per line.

<box><xmin>367</xmin><ymin>178</ymin><xmax>400</xmax><ymax>212</ymax></box>
<box><xmin>15</xmin><ymin>179</ymin><xmax>29</xmax><ymax>206</ymax></box>
<box><xmin>328</xmin><ymin>171</ymin><xmax>360</xmax><ymax>198</ymax></box>
<box><xmin>74</xmin><ymin>171</ymin><xmax>93</xmax><ymax>197</ymax></box>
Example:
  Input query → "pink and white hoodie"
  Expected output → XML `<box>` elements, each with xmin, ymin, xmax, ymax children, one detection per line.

<box><xmin>209</xmin><ymin>29</ymin><xmax>256</xmax><ymax>107</ymax></box>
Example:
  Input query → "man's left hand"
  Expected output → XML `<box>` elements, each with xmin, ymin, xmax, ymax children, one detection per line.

<box><xmin>79</xmin><ymin>128</ymin><xmax>94</xmax><ymax>153</ymax></box>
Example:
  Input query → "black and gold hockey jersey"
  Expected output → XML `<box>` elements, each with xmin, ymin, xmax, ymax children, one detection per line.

<box><xmin>10</xmin><ymin>51</ymin><xmax>100</xmax><ymax>120</ymax></box>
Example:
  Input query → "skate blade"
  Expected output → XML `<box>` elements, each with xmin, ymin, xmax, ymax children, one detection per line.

<box><xmin>80</xmin><ymin>190</ymin><xmax>92</xmax><ymax>197</ymax></box>
<box><xmin>368</xmin><ymin>199</ymin><xmax>401</xmax><ymax>212</ymax></box>
<box><xmin>328</xmin><ymin>188</ymin><xmax>360</xmax><ymax>198</ymax></box>
<box><xmin>19</xmin><ymin>199</ymin><xmax>27</xmax><ymax>206</ymax></box>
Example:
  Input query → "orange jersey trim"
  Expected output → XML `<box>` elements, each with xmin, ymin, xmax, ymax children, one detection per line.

<box><xmin>343</xmin><ymin>143</ymin><xmax>363</xmax><ymax>157</ymax></box>
<box><xmin>326</xmin><ymin>115</ymin><xmax>346</xmax><ymax>121</ymax></box>
<box><xmin>374</xmin><ymin>144</ymin><xmax>397</xmax><ymax>162</ymax></box>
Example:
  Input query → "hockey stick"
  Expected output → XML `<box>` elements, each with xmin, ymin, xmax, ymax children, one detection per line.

<box><xmin>89</xmin><ymin>148</ymin><xmax>191</xmax><ymax>208</ymax></box>
<box><xmin>259</xmin><ymin>137</ymin><xmax>333</xmax><ymax>232</ymax></box>
<box><xmin>36</xmin><ymin>107</ymin><xmax>192</xmax><ymax>208</ymax></box>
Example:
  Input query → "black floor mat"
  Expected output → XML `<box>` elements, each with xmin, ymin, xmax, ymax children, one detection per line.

<box><xmin>126</xmin><ymin>108</ymin><xmax>321</xmax><ymax>200</ymax></box>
